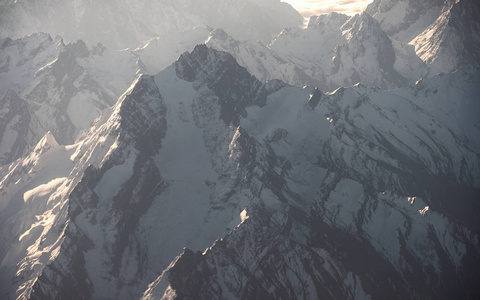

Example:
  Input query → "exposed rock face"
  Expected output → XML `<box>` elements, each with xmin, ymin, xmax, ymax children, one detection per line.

<box><xmin>0</xmin><ymin>90</ymin><xmax>30</xmax><ymax>166</ymax></box>
<box><xmin>175</xmin><ymin>45</ymin><xmax>267</xmax><ymax>125</ymax></box>
<box><xmin>330</xmin><ymin>12</ymin><xmax>407</xmax><ymax>89</ymax></box>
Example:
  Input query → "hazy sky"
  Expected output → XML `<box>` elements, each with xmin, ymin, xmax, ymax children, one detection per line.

<box><xmin>283</xmin><ymin>0</ymin><xmax>374</xmax><ymax>16</ymax></box>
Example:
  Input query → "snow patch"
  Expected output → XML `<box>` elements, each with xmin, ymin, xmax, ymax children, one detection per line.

<box><xmin>418</xmin><ymin>206</ymin><xmax>429</xmax><ymax>216</ymax></box>
<box><xmin>240</xmin><ymin>209</ymin><xmax>249</xmax><ymax>223</ymax></box>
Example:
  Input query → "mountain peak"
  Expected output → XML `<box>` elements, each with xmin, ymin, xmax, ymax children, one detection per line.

<box><xmin>207</xmin><ymin>28</ymin><xmax>238</xmax><ymax>46</ymax></box>
<box><xmin>66</xmin><ymin>39</ymin><xmax>89</xmax><ymax>58</ymax></box>
<box><xmin>342</xmin><ymin>11</ymin><xmax>380</xmax><ymax>33</ymax></box>
<box><xmin>174</xmin><ymin>44</ymin><xmax>256</xmax><ymax>88</ymax></box>
<box><xmin>34</xmin><ymin>131</ymin><xmax>59</xmax><ymax>152</ymax></box>
<box><xmin>175</xmin><ymin>44</ymin><xmax>231</xmax><ymax>82</ymax></box>
<box><xmin>175</xmin><ymin>45</ymin><xmax>267</xmax><ymax>125</ymax></box>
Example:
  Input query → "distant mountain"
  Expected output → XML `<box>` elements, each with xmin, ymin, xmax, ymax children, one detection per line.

<box><xmin>366</xmin><ymin>0</ymin><xmax>449</xmax><ymax>42</ymax></box>
<box><xmin>0</xmin><ymin>0</ymin><xmax>303</xmax><ymax>49</ymax></box>
<box><xmin>269</xmin><ymin>12</ymin><xmax>426</xmax><ymax>91</ymax></box>
<box><xmin>136</xmin><ymin>12</ymin><xmax>427</xmax><ymax>93</ymax></box>
<box><xmin>1</xmin><ymin>45</ymin><xmax>478</xmax><ymax>300</ymax></box>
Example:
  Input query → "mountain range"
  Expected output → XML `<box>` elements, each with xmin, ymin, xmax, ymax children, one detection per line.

<box><xmin>0</xmin><ymin>0</ymin><xmax>479</xmax><ymax>299</ymax></box>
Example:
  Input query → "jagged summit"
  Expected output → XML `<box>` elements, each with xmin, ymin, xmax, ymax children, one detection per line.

<box><xmin>175</xmin><ymin>44</ymin><xmax>267</xmax><ymax>125</ymax></box>
<box><xmin>34</xmin><ymin>131</ymin><xmax>59</xmax><ymax>152</ymax></box>
<box><xmin>330</xmin><ymin>11</ymin><xmax>407</xmax><ymax>89</ymax></box>
<box><xmin>341</xmin><ymin>12</ymin><xmax>392</xmax><ymax>50</ymax></box>
<box><xmin>175</xmin><ymin>44</ymin><xmax>237</xmax><ymax>82</ymax></box>
<box><xmin>267</xmin><ymin>10</ymin><xmax>424</xmax><ymax>91</ymax></box>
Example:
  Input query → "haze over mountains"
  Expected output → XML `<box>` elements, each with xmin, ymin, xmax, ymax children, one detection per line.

<box><xmin>0</xmin><ymin>0</ymin><xmax>303</xmax><ymax>49</ymax></box>
<box><xmin>0</xmin><ymin>0</ymin><xmax>479</xmax><ymax>299</ymax></box>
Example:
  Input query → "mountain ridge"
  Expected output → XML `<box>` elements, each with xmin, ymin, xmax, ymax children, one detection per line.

<box><xmin>0</xmin><ymin>0</ymin><xmax>303</xmax><ymax>49</ymax></box>
<box><xmin>0</xmin><ymin>0</ymin><xmax>479</xmax><ymax>299</ymax></box>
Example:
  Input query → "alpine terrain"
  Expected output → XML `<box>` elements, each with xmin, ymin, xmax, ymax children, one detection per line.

<box><xmin>0</xmin><ymin>0</ymin><xmax>479</xmax><ymax>299</ymax></box>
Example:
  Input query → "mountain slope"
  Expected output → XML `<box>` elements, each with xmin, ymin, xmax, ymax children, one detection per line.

<box><xmin>1</xmin><ymin>46</ymin><xmax>478</xmax><ymax>299</ymax></box>
<box><xmin>0</xmin><ymin>45</ymin><xmax>274</xmax><ymax>299</ymax></box>
<box><xmin>141</xmin><ymin>62</ymin><xmax>480</xmax><ymax>299</ymax></box>
<box><xmin>410</xmin><ymin>0</ymin><xmax>480</xmax><ymax>74</ymax></box>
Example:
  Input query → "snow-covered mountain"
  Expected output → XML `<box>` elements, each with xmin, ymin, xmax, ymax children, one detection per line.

<box><xmin>2</xmin><ymin>0</ymin><xmax>477</xmax><ymax>90</ymax></box>
<box><xmin>367</xmin><ymin>0</ymin><xmax>480</xmax><ymax>74</ymax></box>
<box><xmin>0</xmin><ymin>0</ymin><xmax>303</xmax><ymax>49</ymax></box>
<box><xmin>1</xmin><ymin>45</ymin><xmax>479</xmax><ymax>299</ymax></box>
<box><xmin>365</xmin><ymin>0</ymin><xmax>449</xmax><ymax>42</ymax></box>
<box><xmin>268</xmin><ymin>11</ymin><xmax>426</xmax><ymax>91</ymax></box>
<box><xmin>410</xmin><ymin>0</ymin><xmax>480</xmax><ymax>74</ymax></box>
<box><xmin>135</xmin><ymin>12</ymin><xmax>426</xmax><ymax>93</ymax></box>
<box><xmin>0</xmin><ymin>0</ymin><xmax>479</xmax><ymax>299</ymax></box>
<box><xmin>141</xmin><ymin>51</ymin><xmax>480</xmax><ymax>300</ymax></box>
<box><xmin>135</xmin><ymin>27</ymin><xmax>316</xmax><ymax>89</ymax></box>
<box><xmin>0</xmin><ymin>33</ymin><xmax>146</xmax><ymax>166</ymax></box>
